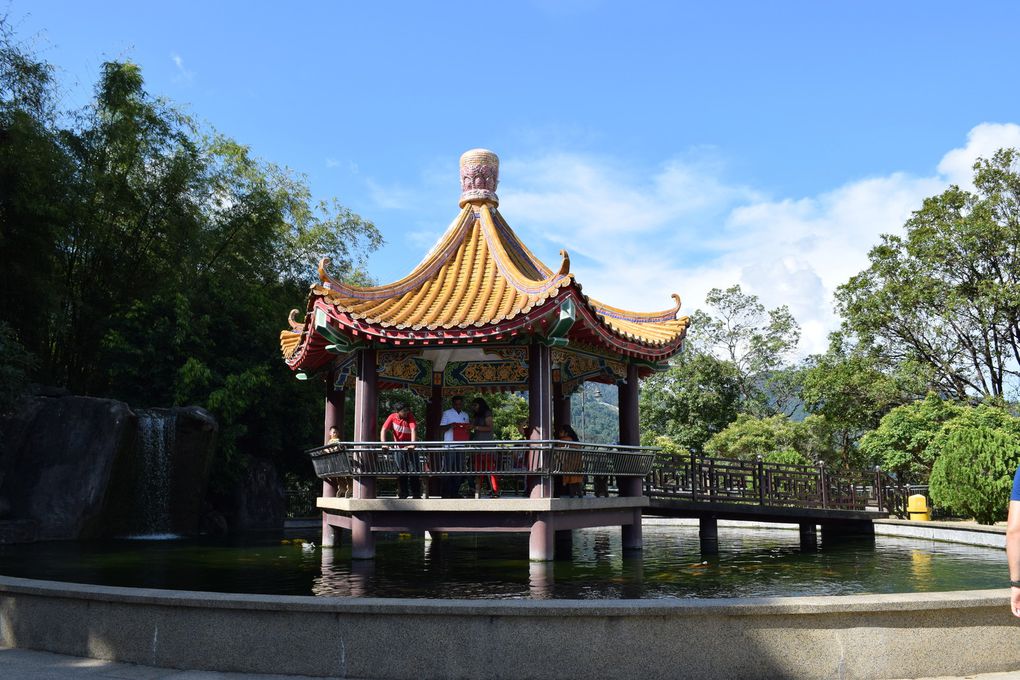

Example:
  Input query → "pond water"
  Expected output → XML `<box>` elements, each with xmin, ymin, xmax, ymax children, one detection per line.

<box><xmin>0</xmin><ymin>524</ymin><xmax>1003</xmax><ymax>599</ymax></box>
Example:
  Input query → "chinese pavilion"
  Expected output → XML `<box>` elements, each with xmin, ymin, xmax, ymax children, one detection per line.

<box><xmin>280</xmin><ymin>149</ymin><xmax>689</xmax><ymax>560</ymax></box>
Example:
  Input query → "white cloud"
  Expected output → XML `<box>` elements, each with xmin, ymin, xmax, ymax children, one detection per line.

<box><xmin>365</xmin><ymin>178</ymin><xmax>423</xmax><ymax>211</ymax></box>
<box><xmin>170</xmin><ymin>53</ymin><xmax>193</xmax><ymax>84</ymax></box>
<box><xmin>937</xmin><ymin>123</ymin><xmax>1020</xmax><ymax>188</ymax></box>
<box><xmin>495</xmin><ymin>123</ymin><xmax>1020</xmax><ymax>356</ymax></box>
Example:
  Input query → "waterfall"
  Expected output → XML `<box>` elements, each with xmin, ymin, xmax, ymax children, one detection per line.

<box><xmin>132</xmin><ymin>409</ymin><xmax>178</xmax><ymax>539</ymax></box>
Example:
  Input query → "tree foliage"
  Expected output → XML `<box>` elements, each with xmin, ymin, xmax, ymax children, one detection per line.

<box><xmin>836</xmin><ymin>149</ymin><xmax>1020</xmax><ymax>400</ymax></box>
<box><xmin>928</xmin><ymin>404</ymin><xmax>1020</xmax><ymax>524</ymax></box>
<box><xmin>704</xmin><ymin>412</ymin><xmax>832</xmax><ymax>466</ymax></box>
<box><xmin>800</xmin><ymin>333</ymin><xmax>912</xmax><ymax>468</ymax></box>
<box><xmin>0</xmin><ymin>22</ymin><xmax>381</xmax><ymax>492</ymax></box>
<box><xmin>640</xmin><ymin>350</ymin><xmax>741</xmax><ymax>453</ymax></box>
<box><xmin>858</xmin><ymin>394</ymin><xmax>964</xmax><ymax>483</ymax></box>
<box><xmin>692</xmin><ymin>285</ymin><xmax>801</xmax><ymax>415</ymax></box>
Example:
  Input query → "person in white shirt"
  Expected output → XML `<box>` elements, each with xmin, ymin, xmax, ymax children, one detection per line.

<box><xmin>439</xmin><ymin>396</ymin><xmax>470</xmax><ymax>496</ymax></box>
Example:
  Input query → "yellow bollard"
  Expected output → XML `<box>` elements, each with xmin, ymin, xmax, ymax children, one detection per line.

<box><xmin>908</xmin><ymin>494</ymin><xmax>931</xmax><ymax>521</ymax></box>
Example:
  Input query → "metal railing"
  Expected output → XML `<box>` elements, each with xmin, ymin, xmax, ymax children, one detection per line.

<box><xmin>307</xmin><ymin>440</ymin><xmax>656</xmax><ymax>480</ymax></box>
<box><xmin>647</xmin><ymin>451</ymin><xmax>910</xmax><ymax>515</ymax></box>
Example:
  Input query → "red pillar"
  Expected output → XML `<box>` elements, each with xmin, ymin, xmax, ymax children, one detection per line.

<box><xmin>528</xmin><ymin>341</ymin><xmax>553</xmax><ymax>499</ymax></box>
<box><xmin>427</xmin><ymin>373</ymin><xmax>443</xmax><ymax>440</ymax></box>
<box><xmin>529</xmin><ymin>513</ymin><xmax>554</xmax><ymax>561</ymax></box>
<box><xmin>425</xmin><ymin>374</ymin><xmax>444</xmax><ymax>497</ymax></box>
<box><xmin>619</xmin><ymin>362</ymin><xmax>643</xmax><ymax>551</ymax></box>
<box><xmin>552</xmin><ymin>369</ymin><xmax>571</xmax><ymax>429</ymax></box>
<box><xmin>352</xmin><ymin>348</ymin><xmax>378</xmax><ymax>559</ymax></box>
<box><xmin>322</xmin><ymin>369</ymin><xmax>346</xmax><ymax>547</ymax></box>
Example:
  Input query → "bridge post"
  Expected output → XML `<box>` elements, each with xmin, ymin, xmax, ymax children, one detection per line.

<box><xmin>699</xmin><ymin>516</ymin><xmax>719</xmax><ymax>554</ymax></box>
<box><xmin>756</xmin><ymin>455</ymin><xmax>766</xmax><ymax>506</ymax></box>
<box><xmin>351</xmin><ymin>347</ymin><xmax>377</xmax><ymax>560</ymax></box>
<box><xmin>619</xmin><ymin>363</ymin><xmax>643</xmax><ymax>551</ymax></box>
<box><xmin>874</xmin><ymin>466</ymin><xmax>884</xmax><ymax>512</ymax></box>
<box><xmin>690</xmin><ymin>450</ymin><xmax>700</xmax><ymax>501</ymax></box>
<box><xmin>322</xmin><ymin>368</ymin><xmax>346</xmax><ymax>548</ymax></box>
<box><xmin>799</xmin><ymin>522</ymin><xmax>817</xmax><ymax>550</ymax></box>
<box><xmin>818</xmin><ymin>462</ymin><xmax>829</xmax><ymax>508</ymax></box>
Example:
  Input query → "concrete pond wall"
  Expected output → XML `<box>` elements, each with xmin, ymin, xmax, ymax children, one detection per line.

<box><xmin>0</xmin><ymin>521</ymin><xmax>1016</xmax><ymax>679</ymax></box>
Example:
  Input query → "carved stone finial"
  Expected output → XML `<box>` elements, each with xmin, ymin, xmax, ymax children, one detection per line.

<box><xmin>459</xmin><ymin>148</ymin><xmax>499</xmax><ymax>208</ymax></box>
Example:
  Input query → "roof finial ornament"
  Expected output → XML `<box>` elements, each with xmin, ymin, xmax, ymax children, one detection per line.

<box><xmin>459</xmin><ymin>149</ymin><xmax>499</xmax><ymax>208</ymax></box>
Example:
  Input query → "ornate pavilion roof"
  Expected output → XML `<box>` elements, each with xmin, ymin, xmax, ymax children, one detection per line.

<box><xmin>280</xmin><ymin>149</ymin><xmax>690</xmax><ymax>379</ymax></box>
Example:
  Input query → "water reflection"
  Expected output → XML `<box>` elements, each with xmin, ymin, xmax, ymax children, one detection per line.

<box><xmin>529</xmin><ymin>562</ymin><xmax>554</xmax><ymax>599</ymax></box>
<box><xmin>911</xmin><ymin>548</ymin><xmax>934</xmax><ymax>592</ymax></box>
<box><xmin>0</xmin><ymin>526</ymin><xmax>1006</xmax><ymax>600</ymax></box>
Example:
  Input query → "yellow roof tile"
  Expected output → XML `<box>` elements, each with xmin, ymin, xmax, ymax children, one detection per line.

<box><xmin>298</xmin><ymin>202</ymin><xmax>688</xmax><ymax>350</ymax></box>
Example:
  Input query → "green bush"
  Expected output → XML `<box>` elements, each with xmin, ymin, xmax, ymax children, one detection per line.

<box><xmin>858</xmin><ymin>394</ymin><xmax>963</xmax><ymax>484</ymax></box>
<box><xmin>762</xmin><ymin>449</ymin><xmax>811</xmax><ymax>466</ymax></box>
<box><xmin>928</xmin><ymin>406</ymin><xmax>1020</xmax><ymax>524</ymax></box>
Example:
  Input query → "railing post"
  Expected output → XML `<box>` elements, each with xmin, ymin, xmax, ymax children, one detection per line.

<box><xmin>874</xmin><ymin>466</ymin><xmax>884</xmax><ymax>512</ymax></box>
<box><xmin>756</xmin><ymin>455</ymin><xmax>765</xmax><ymax>506</ymax></box>
<box><xmin>708</xmin><ymin>457</ymin><xmax>716</xmax><ymax>502</ymax></box>
<box><xmin>690</xmin><ymin>450</ymin><xmax>699</xmax><ymax>501</ymax></box>
<box><xmin>818</xmin><ymin>461</ymin><xmax>828</xmax><ymax>509</ymax></box>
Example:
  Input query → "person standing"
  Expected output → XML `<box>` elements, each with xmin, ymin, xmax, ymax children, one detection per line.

<box><xmin>326</xmin><ymin>425</ymin><xmax>350</xmax><ymax>498</ymax></box>
<box><xmin>470</xmin><ymin>397</ymin><xmax>499</xmax><ymax>497</ymax></box>
<box><xmin>380</xmin><ymin>403</ymin><xmax>420</xmax><ymax>499</ymax></box>
<box><xmin>440</xmin><ymin>396</ymin><xmax>470</xmax><ymax>497</ymax></box>
<box><xmin>556</xmin><ymin>424</ymin><xmax>585</xmax><ymax>498</ymax></box>
<box><xmin>1007</xmin><ymin>465</ymin><xmax>1020</xmax><ymax>616</ymax></box>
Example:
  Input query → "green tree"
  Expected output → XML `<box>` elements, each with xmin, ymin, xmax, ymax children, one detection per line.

<box><xmin>0</xmin><ymin>25</ymin><xmax>383</xmax><ymax>501</ymax></box>
<box><xmin>858</xmin><ymin>394</ymin><xmax>964</xmax><ymax>484</ymax></box>
<box><xmin>800</xmin><ymin>334</ymin><xmax>910</xmax><ymax>468</ymax></box>
<box><xmin>928</xmin><ymin>404</ymin><xmax>1020</xmax><ymax>524</ymax></box>
<box><xmin>704</xmin><ymin>412</ymin><xmax>832</xmax><ymax>466</ymax></box>
<box><xmin>705</xmin><ymin>413</ymin><xmax>801</xmax><ymax>459</ymax></box>
<box><xmin>640</xmin><ymin>349</ymin><xmax>741</xmax><ymax>453</ymax></box>
<box><xmin>0</xmin><ymin>321</ymin><xmax>32</xmax><ymax>418</ymax></box>
<box><xmin>836</xmin><ymin>149</ymin><xmax>1020</xmax><ymax>400</ymax></box>
<box><xmin>0</xmin><ymin>20</ymin><xmax>72</xmax><ymax>371</ymax></box>
<box><xmin>693</xmin><ymin>285</ymin><xmax>801</xmax><ymax>416</ymax></box>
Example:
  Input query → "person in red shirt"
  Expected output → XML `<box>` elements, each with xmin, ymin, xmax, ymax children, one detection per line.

<box><xmin>380</xmin><ymin>403</ymin><xmax>420</xmax><ymax>499</ymax></box>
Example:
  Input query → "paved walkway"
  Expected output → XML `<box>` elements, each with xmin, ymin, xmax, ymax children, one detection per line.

<box><xmin>0</xmin><ymin>647</ymin><xmax>342</xmax><ymax>680</ymax></box>
<box><xmin>2</xmin><ymin>645</ymin><xmax>1018</xmax><ymax>680</ymax></box>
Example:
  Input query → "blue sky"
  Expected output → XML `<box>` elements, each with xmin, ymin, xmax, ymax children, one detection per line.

<box><xmin>10</xmin><ymin>1</ymin><xmax>1020</xmax><ymax>354</ymax></box>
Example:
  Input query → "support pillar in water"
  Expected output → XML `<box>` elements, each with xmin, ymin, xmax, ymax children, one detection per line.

<box><xmin>351</xmin><ymin>348</ymin><xmax>378</xmax><ymax>560</ymax></box>
<box><xmin>699</xmin><ymin>516</ymin><xmax>719</xmax><ymax>555</ymax></box>
<box><xmin>799</xmin><ymin>522</ymin><xmax>818</xmax><ymax>550</ymax></box>
<box><xmin>530</xmin><ymin>514</ymin><xmax>554</xmax><ymax>561</ymax></box>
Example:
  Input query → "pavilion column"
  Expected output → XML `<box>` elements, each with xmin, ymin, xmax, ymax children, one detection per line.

<box><xmin>528</xmin><ymin>340</ymin><xmax>553</xmax><ymax>501</ymax></box>
<box><xmin>618</xmin><ymin>362</ymin><xmax>643</xmax><ymax>551</ymax></box>
<box><xmin>425</xmin><ymin>373</ymin><xmax>444</xmax><ymax>498</ymax></box>
<box><xmin>552</xmin><ymin>369</ymin><xmax>571</xmax><ymax>429</ymax></box>
<box><xmin>351</xmin><ymin>347</ymin><xmax>377</xmax><ymax>559</ymax></box>
<box><xmin>427</xmin><ymin>373</ymin><xmax>444</xmax><ymax>440</ymax></box>
<box><xmin>322</xmin><ymin>369</ymin><xmax>346</xmax><ymax>548</ymax></box>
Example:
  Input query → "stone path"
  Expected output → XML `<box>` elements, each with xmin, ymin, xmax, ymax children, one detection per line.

<box><xmin>3</xmin><ymin>645</ymin><xmax>1018</xmax><ymax>680</ymax></box>
<box><xmin>0</xmin><ymin>647</ymin><xmax>343</xmax><ymax>680</ymax></box>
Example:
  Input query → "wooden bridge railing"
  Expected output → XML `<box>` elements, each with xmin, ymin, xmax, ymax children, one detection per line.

<box><xmin>307</xmin><ymin>440</ymin><xmax>656</xmax><ymax>480</ymax></box>
<box><xmin>646</xmin><ymin>451</ymin><xmax>909</xmax><ymax>515</ymax></box>
<box><xmin>307</xmin><ymin>441</ymin><xmax>909</xmax><ymax>515</ymax></box>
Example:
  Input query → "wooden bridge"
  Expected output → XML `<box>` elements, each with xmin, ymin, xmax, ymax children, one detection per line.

<box><xmin>309</xmin><ymin>441</ymin><xmax>907</xmax><ymax>557</ymax></box>
<box><xmin>644</xmin><ymin>451</ymin><xmax>908</xmax><ymax>550</ymax></box>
